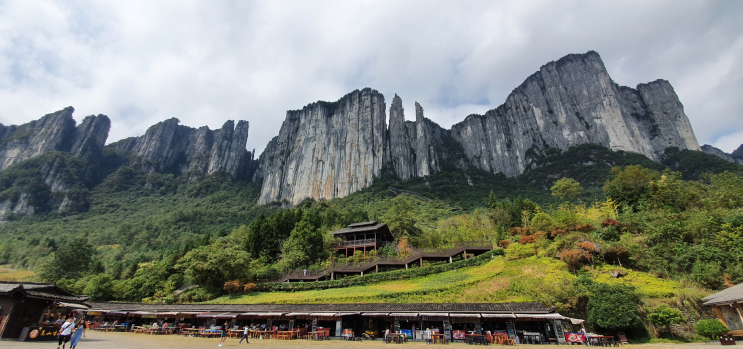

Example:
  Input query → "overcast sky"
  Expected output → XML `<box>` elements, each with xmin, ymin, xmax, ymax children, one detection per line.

<box><xmin>1</xmin><ymin>1</ymin><xmax>741</xmax><ymax>155</ymax></box>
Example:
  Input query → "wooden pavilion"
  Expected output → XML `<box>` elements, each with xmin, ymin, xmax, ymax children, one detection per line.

<box><xmin>331</xmin><ymin>221</ymin><xmax>394</xmax><ymax>257</ymax></box>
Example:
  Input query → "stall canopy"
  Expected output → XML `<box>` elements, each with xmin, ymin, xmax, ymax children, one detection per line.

<box><xmin>449</xmin><ymin>313</ymin><xmax>481</xmax><ymax>318</ymax></box>
<box><xmin>419</xmin><ymin>312</ymin><xmax>449</xmax><ymax>317</ymax></box>
<box><xmin>58</xmin><ymin>302</ymin><xmax>90</xmax><ymax>309</ymax></box>
<box><xmin>309</xmin><ymin>312</ymin><xmax>337</xmax><ymax>317</ymax></box>
<box><xmin>362</xmin><ymin>313</ymin><xmax>389</xmax><ymax>316</ymax></box>
<box><xmin>389</xmin><ymin>313</ymin><xmax>419</xmax><ymax>317</ymax></box>
<box><xmin>335</xmin><ymin>313</ymin><xmax>360</xmax><ymax>316</ymax></box>
<box><xmin>481</xmin><ymin>313</ymin><xmax>516</xmax><ymax>319</ymax></box>
<box><xmin>514</xmin><ymin>313</ymin><xmax>566</xmax><ymax>320</ymax></box>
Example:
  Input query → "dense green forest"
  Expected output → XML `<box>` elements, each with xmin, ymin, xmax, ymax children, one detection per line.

<box><xmin>1</xmin><ymin>144</ymin><xmax>742</xmax><ymax>311</ymax></box>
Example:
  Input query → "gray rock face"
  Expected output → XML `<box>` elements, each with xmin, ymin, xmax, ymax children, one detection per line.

<box><xmin>701</xmin><ymin>144</ymin><xmax>743</xmax><ymax>165</ymax></box>
<box><xmin>449</xmin><ymin>51</ymin><xmax>700</xmax><ymax>177</ymax></box>
<box><xmin>0</xmin><ymin>108</ymin><xmax>110</xmax><ymax>219</ymax></box>
<box><xmin>385</xmin><ymin>96</ymin><xmax>448</xmax><ymax>180</ymax></box>
<box><xmin>0</xmin><ymin>107</ymin><xmax>110</xmax><ymax>171</ymax></box>
<box><xmin>108</xmin><ymin>118</ymin><xmax>252</xmax><ymax>178</ymax></box>
<box><xmin>256</xmin><ymin>88</ymin><xmax>387</xmax><ymax>204</ymax></box>
<box><xmin>256</xmin><ymin>51</ymin><xmax>702</xmax><ymax>204</ymax></box>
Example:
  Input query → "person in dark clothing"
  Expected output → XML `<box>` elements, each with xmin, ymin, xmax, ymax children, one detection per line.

<box><xmin>218</xmin><ymin>321</ymin><xmax>229</xmax><ymax>347</ymax></box>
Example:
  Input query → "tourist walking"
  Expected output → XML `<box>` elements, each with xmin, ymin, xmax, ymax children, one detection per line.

<box><xmin>218</xmin><ymin>321</ymin><xmax>229</xmax><ymax>347</ymax></box>
<box><xmin>69</xmin><ymin>319</ymin><xmax>86</xmax><ymax>349</ymax></box>
<box><xmin>239</xmin><ymin>325</ymin><xmax>250</xmax><ymax>344</ymax></box>
<box><xmin>57</xmin><ymin>318</ymin><xmax>74</xmax><ymax>349</ymax></box>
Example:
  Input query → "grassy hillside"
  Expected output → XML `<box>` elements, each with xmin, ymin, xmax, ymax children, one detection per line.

<box><xmin>212</xmin><ymin>256</ymin><xmax>684</xmax><ymax>305</ymax></box>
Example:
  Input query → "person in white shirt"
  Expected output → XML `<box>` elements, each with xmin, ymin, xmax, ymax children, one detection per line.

<box><xmin>239</xmin><ymin>325</ymin><xmax>250</xmax><ymax>344</ymax></box>
<box><xmin>57</xmin><ymin>318</ymin><xmax>74</xmax><ymax>349</ymax></box>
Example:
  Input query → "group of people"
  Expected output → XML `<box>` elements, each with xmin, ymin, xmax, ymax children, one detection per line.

<box><xmin>56</xmin><ymin>318</ymin><xmax>86</xmax><ymax>349</ymax></box>
<box><xmin>218</xmin><ymin>321</ymin><xmax>251</xmax><ymax>346</ymax></box>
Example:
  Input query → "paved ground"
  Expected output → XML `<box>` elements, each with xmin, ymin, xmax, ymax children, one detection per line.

<box><xmin>1</xmin><ymin>331</ymin><xmax>740</xmax><ymax>349</ymax></box>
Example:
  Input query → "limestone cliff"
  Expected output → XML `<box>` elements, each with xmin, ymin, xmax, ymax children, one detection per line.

<box><xmin>0</xmin><ymin>107</ymin><xmax>110</xmax><ymax>171</ymax></box>
<box><xmin>108</xmin><ymin>118</ymin><xmax>252</xmax><ymax>178</ymax></box>
<box><xmin>0</xmin><ymin>107</ymin><xmax>110</xmax><ymax>219</ymax></box>
<box><xmin>449</xmin><ymin>51</ymin><xmax>700</xmax><ymax>177</ymax></box>
<box><xmin>385</xmin><ymin>96</ymin><xmax>449</xmax><ymax>180</ymax></box>
<box><xmin>256</xmin><ymin>88</ymin><xmax>387</xmax><ymax>204</ymax></box>
<box><xmin>256</xmin><ymin>51</ymin><xmax>702</xmax><ymax>204</ymax></box>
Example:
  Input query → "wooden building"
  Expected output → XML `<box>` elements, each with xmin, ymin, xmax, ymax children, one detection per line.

<box><xmin>703</xmin><ymin>282</ymin><xmax>743</xmax><ymax>337</ymax></box>
<box><xmin>0</xmin><ymin>282</ymin><xmax>89</xmax><ymax>340</ymax></box>
<box><xmin>331</xmin><ymin>221</ymin><xmax>394</xmax><ymax>257</ymax></box>
<box><xmin>85</xmin><ymin>301</ymin><xmax>585</xmax><ymax>344</ymax></box>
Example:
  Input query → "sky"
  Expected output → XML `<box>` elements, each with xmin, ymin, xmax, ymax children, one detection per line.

<box><xmin>0</xmin><ymin>1</ymin><xmax>741</xmax><ymax>155</ymax></box>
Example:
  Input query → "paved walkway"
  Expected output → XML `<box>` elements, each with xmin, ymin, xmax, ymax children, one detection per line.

<box><xmin>2</xmin><ymin>331</ymin><xmax>740</xmax><ymax>349</ymax></box>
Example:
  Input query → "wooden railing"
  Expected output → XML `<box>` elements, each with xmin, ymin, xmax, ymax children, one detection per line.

<box><xmin>261</xmin><ymin>241</ymin><xmax>493</xmax><ymax>283</ymax></box>
<box><xmin>332</xmin><ymin>238</ymin><xmax>382</xmax><ymax>248</ymax></box>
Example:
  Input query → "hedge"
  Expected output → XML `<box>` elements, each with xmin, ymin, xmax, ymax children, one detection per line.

<box><xmin>256</xmin><ymin>249</ymin><xmax>504</xmax><ymax>292</ymax></box>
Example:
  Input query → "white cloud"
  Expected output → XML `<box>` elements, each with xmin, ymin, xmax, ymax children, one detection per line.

<box><xmin>0</xmin><ymin>0</ymin><xmax>741</xmax><ymax>156</ymax></box>
<box><xmin>712</xmin><ymin>131</ymin><xmax>743</xmax><ymax>154</ymax></box>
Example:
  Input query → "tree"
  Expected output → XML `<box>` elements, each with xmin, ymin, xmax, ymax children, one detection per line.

<box><xmin>695</xmin><ymin>319</ymin><xmax>729</xmax><ymax>339</ymax></box>
<box><xmin>279</xmin><ymin>217</ymin><xmax>326</xmax><ymax>269</ymax></box>
<box><xmin>531</xmin><ymin>213</ymin><xmax>554</xmax><ymax>232</ymax></box>
<box><xmin>383</xmin><ymin>195</ymin><xmax>422</xmax><ymax>240</ymax></box>
<box><xmin>551</xmin><ymin>178</ymin><xmax>583</xmax><ymax>201</ymax></box>
<box><xmin>587</xmin><ymin>283</ymin><xmax>641</xmax><ymax>331</ymax></box>
<box><xmin>176</xmin><ymin>239</ymin><xmax>252</xmax><ymax>290</ymax></box>
<box><xmin>647</xmin><ymin>304</ymin><xmax>684</xmax><ymax>334</ymax></box>
<box><xmin>603</xmin><ymin>165</ymin><xmax>656</xmax><ymax>209</ymax></box>
<box><xmin>37</xmin><ymin>237</ymin><xmax>94</xmax><ymax>282</ymax></box>
<box><xmin>83</xmin><ymin>274</ymin><xmax>116</xmax><ymax>301</ymax></box>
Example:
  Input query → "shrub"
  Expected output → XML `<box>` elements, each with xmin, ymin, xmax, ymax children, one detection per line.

<box><xmin>647</xmin><ymin>304</ymin><xmax>684</xmax><ymax>332</ymax></box>
<box><xmin>601</xmin><ymin>219</ymin><xmax>620</xmax><ymax>228</ymax></box>
<box><xmin>223</xmin><ymin>280</ymin><xmax>242</xmax><ymax>295</ymax></box>
<box><xmin>519</xmin><ymin>235</ymin><xmax>536</xmax><ymax>245</ymax></box>
<box><xmin>560</xmin><ymin>249</ymin><xmax>586</xmax><ymax>272</ymax></box>
<box><xmin>243</xmin><ymin>283</ymin><xmax>258</xmax><ymax>293</ymax></box>
<box><xmin>550</xmin><ymin>229</ymin><xmax>566</xmax><ymax>238</ymax></box>
<box><xmin>499</xmin><ymin>240</ymin><xmax>510</xmax><ymax>249</ymax></box>
<box><xmin>531</xmin><ymin>213</ymin><xmax>554</xmax><ymax>232</ymax></box>
<box><xmin>695</xmin><ymin>319</ymin><xmax>729</xmax><ymax>339</ymax></box>
<box><xmin>587</xmin><ymin>283</ymin><xmax>641</xmax><ymax>331</ymax></box>
<box><xmin>505</xmin><ymin>243</ymin><xmax>535</xmax><ymax>260</ymax></box>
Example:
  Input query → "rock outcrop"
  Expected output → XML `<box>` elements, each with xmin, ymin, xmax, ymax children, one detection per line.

<box><xmin>257</xmin><ymin>88</ymin><xmax>387</xmax><ymax>204</ymax></box>
<box><xmin>108</xmin><ymin>118</ymin><xmax>252</xmax><ymax>178</ymax></box>
<box><xmin>0</xmin><ymin>108</ymin><xmax>110</xmax><ymax>219</ymax></box>
<box><xmin>449</xmin><ymin>51</ymin><xmax>700</xmax><ymax>177</ymax></box>
<box><xmin>385</xmin><ymin>96</ymin><xmax>449</xmax><ymax>180</ymax></box>
<box><xmin>701</xmin><ymin>144</ymin><xmax>743</xmax><ymax>165</ymax></box>
<box><xmin>256</xmin><ymin>51</ymin><xmax>702</xmax><ymax>204</ymax></box>
<box><xmin>0</xmin><ymin>107</ymin><xmax>110</xmax><ymax>171</ymax></box>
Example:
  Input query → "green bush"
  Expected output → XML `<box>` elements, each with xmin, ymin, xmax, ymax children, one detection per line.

<box><xmin>505</xmin><ymin>243</ymin><xmax>535</xmax><ymax>260</ymax></box>
<box><xmin>587</xmin><ymin>283</ymin><xmax>641</xmax><ymax>331</ymax></box>
<box><xmin>647</xmin><ymin>304</ymin><xmax>684</xmax><ymax>331</ymax></box>
<box><xmin>695</xmin><ymin>319</ymin><xmax>729</xmax><ymax>339</ymax></box>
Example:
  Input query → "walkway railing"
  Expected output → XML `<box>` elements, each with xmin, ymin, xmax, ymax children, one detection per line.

<box><xmin>260</xmin><ymin>241</ymin><xmax>493</xmax><ymax>283</ymax></box>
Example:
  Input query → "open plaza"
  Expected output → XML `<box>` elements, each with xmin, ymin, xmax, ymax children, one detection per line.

<box><xmin>0</xmin><ymin>331</ymin><xmax>738</xmax><ymax>349</ymax></box>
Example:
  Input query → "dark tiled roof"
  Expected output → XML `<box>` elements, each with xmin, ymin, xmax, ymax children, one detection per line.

<box><xmin>348</xmin><ymin>221</ymin><xmax>378</xmax><ymax>228</ymax></box>
<box><xmin>26</xmin><ymin>290</ymin><xmax>89</xmax><ymax>303</ymax></box>
<box><xmin>702</xmin><ymin>282</ymin><xmax>743</xmax><ymax>306</ymax></box>
<box><xmin>331</xmin><ymin>223</ymin><xmax>394</xmax><ymax>241</ymax></box>
<box><xmin>87</xmin><ymin>302</ymin><xmax>549</xmax><ymax>314</ymax></box>
<box><xmin>0</xmin><ymin>281</ymin><xmax>89</xmax><ymax>303</ymax></box>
